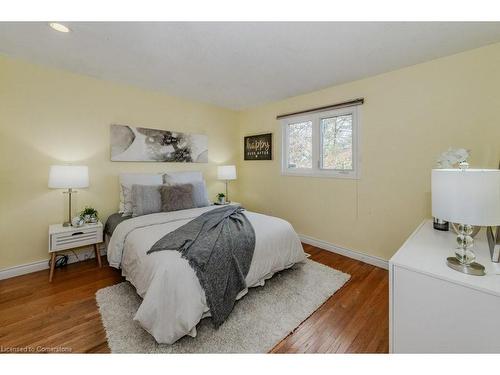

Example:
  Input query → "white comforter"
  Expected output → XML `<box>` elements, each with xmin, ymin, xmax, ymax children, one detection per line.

<box><xmin>107</xmin><ymin>206</ymin><xmax>306</xmax><ymax>344</ymax></box>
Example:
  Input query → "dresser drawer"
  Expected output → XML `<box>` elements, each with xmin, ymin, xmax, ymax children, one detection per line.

<box><xmin>391</xmin><ymin>265</ymin><xmax>500</xmax><ymax>353</ymax></box>
<box><xmin>50</xmin><ymin>226</ymin><xmax>103</xmax><ymax>252</ymax></box>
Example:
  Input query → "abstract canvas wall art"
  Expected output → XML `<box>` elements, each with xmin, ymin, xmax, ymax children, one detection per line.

<box><xmin>110</xmin><ymin>124</ymin><xmax>208</xmax><ymax>163</ymax></box>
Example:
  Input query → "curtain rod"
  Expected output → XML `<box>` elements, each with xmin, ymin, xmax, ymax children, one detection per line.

<box><xmin>276</xmin><ymin>98</ymin><xmax>364</xmax><ymax>120</ymax></box>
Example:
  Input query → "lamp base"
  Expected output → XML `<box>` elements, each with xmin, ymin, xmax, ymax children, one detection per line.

<box><xmin>446</xmin><ymin>257</ymin><xmax>485</xmax><ymax>276</ymax></box>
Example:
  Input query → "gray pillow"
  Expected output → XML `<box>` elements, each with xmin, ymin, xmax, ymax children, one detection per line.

<box><xmin>160</xmin><ymin>184</ymin><xmax>196</xmax><ymax>212</ymax></box>
<box><xmin>162</xmin><ymin>172</ymin><xmax>209</xmax><ymax>207</ymax></box>
<box><xmin>190</xmin><ymin>180</ymin><xmax>210</xmax><ymax>207</ymax></box>
<box><xmin>131</xmin><ymin>184</ymin><xmax>162</xmax><ymax>217</ymax></box>
<box><xmin>119</xmin><ymin>173</ymin><xmax>163</xmax><ymax>213</ymax></box>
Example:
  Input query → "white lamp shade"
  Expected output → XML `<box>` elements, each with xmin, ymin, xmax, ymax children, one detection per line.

<box><xmin>217</xmin><ymin>165</ymin><xmax>237</xmax><ymax>181</ymax></box>
<box><xmin>432</xmin><ymin>169</ymin><xmax>500</xmax><ymax>226</ymax></box>
<box><xmin>48</xmin><ymin>165</ymin><xmax>89</xmax><ymax>189</ymax></box>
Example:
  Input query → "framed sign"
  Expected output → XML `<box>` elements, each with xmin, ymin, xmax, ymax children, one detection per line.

<box><xmin>244</xmin><ymin>133</ymin><xmax>272</xmax><ymax>160</ymax></box>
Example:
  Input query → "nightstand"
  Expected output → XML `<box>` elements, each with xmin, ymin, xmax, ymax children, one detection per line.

<box><xmin>48</xmin><ymin>222</ymin><xmax>104</xmax><ymax>282</ymax></box>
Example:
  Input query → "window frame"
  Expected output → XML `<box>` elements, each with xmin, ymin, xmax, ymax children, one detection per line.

<box><xmin>281</xmin><ymin>106</ymin><xmax>360</xmax><ymax>179</ymax></box>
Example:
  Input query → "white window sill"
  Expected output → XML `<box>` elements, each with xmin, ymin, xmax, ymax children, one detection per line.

<box><xmin>281</xmin><ymin>169</ymin><xmax>359</xmax><ymax>179</ymax></box>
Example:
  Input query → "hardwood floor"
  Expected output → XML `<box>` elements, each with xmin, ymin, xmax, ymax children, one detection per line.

<box><xmin>0</xmin><ymin>244</ymin><xmax>388</xmax><ymax>353</ymax></box>
<box><xmin>272</xmin><ymin>244</ymin><xmax>389</xmax><ymax>353</ymax></box>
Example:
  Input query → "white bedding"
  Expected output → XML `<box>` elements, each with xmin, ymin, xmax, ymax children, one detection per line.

<box><xmin>107</xmin><ymin>206</ymin><xmax>306</xmax><ymax>344</ymax></box>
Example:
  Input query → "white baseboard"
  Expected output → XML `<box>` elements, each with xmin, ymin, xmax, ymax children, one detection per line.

<box><xmin>0</xmin><ymin>245</ymin><xmax>107</xmax><ymax>281</ymax></box>
<box><xmin>0</xmin><ymin>237</ymin><xmax>387</xmax><ymax>280</ymax></box>
<box><xmin>299</xmin><ymin>234</ymin><xmax>388</xmax><ymax>270</ymax></box>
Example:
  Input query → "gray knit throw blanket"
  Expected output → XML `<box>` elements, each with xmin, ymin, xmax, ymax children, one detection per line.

<box><xmin>147</xmin><ymin>205</ymin><xmax>256</xmax><ymax>327</ymax></box>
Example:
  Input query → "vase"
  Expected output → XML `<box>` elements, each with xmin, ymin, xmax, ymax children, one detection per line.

<box><xmin>72</xmin><ymin>217</ymin><xmax>84</xmax><ymax>227</ymax></box>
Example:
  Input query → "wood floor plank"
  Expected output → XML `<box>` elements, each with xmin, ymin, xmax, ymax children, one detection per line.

<box><xmin>0</xmin><ymin>247</ymin><xmax>389</xmax><ymax>353</ymax></box>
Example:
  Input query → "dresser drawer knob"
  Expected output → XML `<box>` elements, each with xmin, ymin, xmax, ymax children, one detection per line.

<box><xmin>71</xmin><ymin>232</ymin><xmax>84</xmax><ymax>236</ymax></box>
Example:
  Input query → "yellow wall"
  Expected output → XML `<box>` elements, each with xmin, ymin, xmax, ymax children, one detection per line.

<box><xmin>0</xmin><ymin>56</ymin><xmax>238</xmax><ymax>269</ymax></box>
<box><xmin>235</xmin><ymin>43</ymin><xmax>500</xmax><ymax>260</ymax></box>
<box><xmin>2</xmin><ymin>42</ymin><xmax>500</xmax><ymax>271</ymax></box>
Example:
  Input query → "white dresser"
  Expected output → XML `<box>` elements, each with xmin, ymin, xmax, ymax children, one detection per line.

<box><xmin>390</xmin><ymin>220</ymin><xmax>500</xmax><ymax>353</ymax></box>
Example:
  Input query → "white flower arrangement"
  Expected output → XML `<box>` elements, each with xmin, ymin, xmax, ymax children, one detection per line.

<box><xmin>436</xmin><ymin>148</ymin><xmax>470</xmax><ymax>169</ymax></box>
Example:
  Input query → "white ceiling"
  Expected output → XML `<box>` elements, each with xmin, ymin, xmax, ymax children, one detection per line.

<box><xmin>1</xmin><ymin>22</ymin><xmax>500</xmax><ymax>110</ymax></box>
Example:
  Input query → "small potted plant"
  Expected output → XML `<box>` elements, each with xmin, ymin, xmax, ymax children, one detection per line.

<box><xmin>80</xmin><ymin>206</ymin><xmax>99</xmax><ymax>224</ymax></box>
<box><xmin>216</xmin><ymin>193</ymin><xmax>226</xmax><ymax>205</ymax></box>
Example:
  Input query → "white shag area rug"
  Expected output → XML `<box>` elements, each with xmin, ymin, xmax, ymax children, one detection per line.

<box><xmin>95</xmin><ymin>259</ymin><xmax>350</xmax><ymax>353</ymax></box>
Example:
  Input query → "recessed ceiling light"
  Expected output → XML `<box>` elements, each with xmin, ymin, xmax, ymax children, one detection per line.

<box><xmin>49</xmin><ymin>23</ymin><xmax>71</xmax><ymax>33</ymax></box>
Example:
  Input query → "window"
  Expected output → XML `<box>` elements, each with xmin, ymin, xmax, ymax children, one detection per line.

<box><xmin>287</xmin><ymin>120</ymin><xmax>313</xmax><ymax>169</ymax></box>
<box><xmin>281</xmin><ymin>106</ymin><xmax>359</xmax><ymax>178</ymax></box>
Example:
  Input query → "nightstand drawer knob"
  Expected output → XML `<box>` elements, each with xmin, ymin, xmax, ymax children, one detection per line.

<box><xmin>72</xmin><ymin>231</ymin><xmax>84</xmax><ymax>236</ymax></box>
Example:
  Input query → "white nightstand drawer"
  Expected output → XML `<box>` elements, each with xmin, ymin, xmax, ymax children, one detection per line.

<box><xmin>50</xmin><ymin>226</ymin><xmax>103</xmax><ymax>252</ymax></box>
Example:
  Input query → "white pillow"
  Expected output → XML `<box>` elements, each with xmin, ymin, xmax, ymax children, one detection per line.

<box><xmin>119</xmin><ymin>173</ymin><xmax>163</xmax><ymax>214</ymax></box>
<box><xmin>163</xmin><ymin>171</ymin><xmax>210</xmax><ymax>207</ymax></box>
<box><xmin>163</xmin><ymin>171</ymin><xmax>203</xmax><ymax>185</ymax></box>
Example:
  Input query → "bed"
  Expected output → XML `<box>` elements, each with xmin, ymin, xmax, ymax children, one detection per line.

<box><xmin>107</xmin><ymin>206</ymin><xmax>306</xmax><ymax>344</ymax></box>
<box><xmin>106</xmin><ymin>204</ymin><xmax>306</xmax><ymax>344</ymax></box>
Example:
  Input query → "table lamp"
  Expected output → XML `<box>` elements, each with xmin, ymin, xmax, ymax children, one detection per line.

<box><xmin>432</xmin><ymin>167</ymin><xmax>500</xmax><ymax>276</ymax></box>
<box><xmin>217</xmin><ymin>165</ymin><xmax>237</xmax><ymax>203</ymax></box>
<box><xmin>48</xmin><ymin>165</ymin><xmax>89</xmax><ymax>226</ymax></box>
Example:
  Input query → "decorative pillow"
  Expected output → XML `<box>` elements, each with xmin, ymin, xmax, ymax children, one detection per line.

<box><xmin>163</xmin><ymin>171</ymin><xmax>209</xmax><ymax>207</ymax></box>
<box><xmin>121</xmin><ymin>185</ymin><xmax>133</xmax><ymax>216</ymax></box>
<box><xmin>119</xmin><ymin>173</ymin><xmax>163</xmax><ymax>214</ymax></box>
<box><xmin>160</xmin><ymin>184</ymin><xmax>196</xmax><ymax>212</ymax></box>
<box><xmin>131</xmin><ymin>184</ymin><xmax>162</xmax><ymax>217</ymax></box>
<box><xmin>189</xmin><ymin>180</ymin><xmax>210</xmax><ymax>207</ymax></box>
